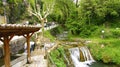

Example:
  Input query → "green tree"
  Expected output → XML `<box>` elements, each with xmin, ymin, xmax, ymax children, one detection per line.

<box><xmin>65</xmin><ymin>0</ymin><xmax>120</xmax><ymax>36</ymax></box>
<box><xmin>79</xmin><ymin>0</ymin><xmax>120</xmax><ymax>26</ymax></box>
<box><xmin>0</xmin><ymin>0</ymin><xmax>4</xmax><ymax>15</ymax></box>
<box><xmin>0</xmin><ymin>0</ymin><xmax>28</xmax><ymax>23</ymax></box>
<box><xmin>8</xmin><ymin>0</ymin><xmax>27</xmax><ymax>23</ymax></box>
<box><xmin>53</xmin><ymin>0</ymin><xmax>75</xmax><ymax>25</ymax></box>
<box><xmin>28</xmin><ymin>0</ymin><xmax>55</xmax><ymax>39</ymax></box>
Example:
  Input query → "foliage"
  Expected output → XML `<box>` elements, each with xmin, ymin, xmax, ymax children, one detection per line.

<box><xmin>50</xmin><ymin>46</ymin><xmax>66</xmax><ymax>67</ymax></box>
<box><xmin>44</xmin><ymin>30</ymin><xmax>55</xmax><ymax>42</ymax></box>
<box><xmin>0</xmin><ymin>0</ymin><xmax>4</xmax><ymax>15</ymax></box>
<box><xmin>110</xmin><ymin>29</ymin><xmax>120</xmax><ymax>38</ymax></box>
<box><xmin>50</xmin><ymin>26</ymin><xmax>64</xmax><ymax>36</ymax></box>
<box><xmin>63</xmin><ymin>0</ymin><xmax>120</xmax><ymax>37</ymax></box>
<box><xmin>88</xmin><ymin>39</ymin><xmax>120</xmax><ymax>64</ymax></box>
<box><xmin>90</xmin><ymin>27</ymin><xmax>120</xmax><ymax>39</ymax></box>
<box><xmin>79</xmin><ymin>0</ymin><xmax>120</xmax><ymax>25</ymax></box>
<box><xmin>8</xmin><ymin>2</ymin><xmax>27</xmax><ymax>23</ymax></box>
<box><xmin>28</xmin><ymin>0</ymin><xmax>35</xmax><ymax>7</ymax></box>
<box><xmin>0</xmin><ymin>0</ymin><xmax>29</xmax><ymax>23</ymax></box>
<box><xmin>52</xmin><ymin>0</ymin><xmax>76</xmax><ymax>24</ymax></box>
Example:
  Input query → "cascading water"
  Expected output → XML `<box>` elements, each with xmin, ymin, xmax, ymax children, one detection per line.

<box><xmin>69</xmin><ymin>46</ymin><xmax>95</xmax><ymax>67</ymax></box>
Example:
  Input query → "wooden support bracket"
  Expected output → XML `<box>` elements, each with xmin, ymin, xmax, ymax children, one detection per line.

<box><xmin>8</xmin><ymin>35</ymin><xmax>14</xmax><ymax>42</ymax></box>
<box><xmin>23</xmin><ymin>32</ymin><xmax>34</xmax><ymax>38</ymax></box>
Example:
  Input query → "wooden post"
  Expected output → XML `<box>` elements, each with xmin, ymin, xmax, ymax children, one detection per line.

<box><xmin>26</xmin><ymin>34</ymin><xmax>31</xmax><ymax>63</ymax></box>
<box><xmin>23</xmin><ymin>33</ymin><xmax>34</xmax><ymax>63</ymax></box>
<box><xmin>3</xmin><ymin>36</ymin><xmax>10</xmax><ymax>67</ymax></box>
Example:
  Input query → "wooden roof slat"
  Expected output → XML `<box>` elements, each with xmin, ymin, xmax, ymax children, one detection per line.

<box><xmin>0</xmin><ymin>24</ymin><xmax>41</xmax><ymax>37</ymax></box>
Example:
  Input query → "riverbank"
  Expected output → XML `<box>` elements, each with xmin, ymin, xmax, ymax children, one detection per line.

<box><xmin>87</xmin><ymin>38</ymin><xmax>120</xmax><ymax>65</ymax></box>
<box><xmin>90</xmin><ymin>61</ymin><xmax>120</xmax><ymax>67</ymax></box>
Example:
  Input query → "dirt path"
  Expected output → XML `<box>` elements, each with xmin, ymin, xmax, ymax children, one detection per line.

<box><xmin>23</xmin><ymin>49</ymin><xmax>47</xmax><ymax>67</ymax></box>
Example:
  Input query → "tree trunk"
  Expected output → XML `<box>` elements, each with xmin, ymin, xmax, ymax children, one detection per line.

<box><xmin>41</xmin><ymin>20</ymin><xmax>45</xmax><ymax>39</ymax></box>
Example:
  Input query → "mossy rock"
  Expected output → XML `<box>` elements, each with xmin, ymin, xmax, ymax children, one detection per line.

<box><xmin>102</xmin><ymin>55</ymin><xmax>111</xmax><ymax>63</ymax></box>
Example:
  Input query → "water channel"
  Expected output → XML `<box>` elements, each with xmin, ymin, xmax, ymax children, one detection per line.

<box><xmin>90</xmin><ymin>62</ymin><xmax>119</xmax><ymax>67</ymax></box>
<box><xmin>58</xmin><ymin>32</ymin><xmax>119</xmax><ymax>67</ymax></box>
<box><xmin>69</xmin><ymin>46</ymin><xmax>119</xmax><ymax>67</ymax></box>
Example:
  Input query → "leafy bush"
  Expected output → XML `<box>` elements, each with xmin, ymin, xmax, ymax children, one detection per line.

<box><xmin>88</xmin><ymin>40</ymin><xmax>120</xmax><ymax>64</ymax></box>
<box><xmin>110</xmin><ymin>29</ymin><xmax>120</xmax><ymax>38</ymax></box>
<box><xmin>101</xmin><ymin>28</ymin><xmax>120</xmax><ymax>39</ymax></box>
<box><xmin>89</xmin><ymin>27</ymin><xmax>120</xmax><ymax>39</ymax></box>
<box><xmin>79</xmin><ymin>25</ymin><xmax>99</xmax><ymax>38</ymax></box>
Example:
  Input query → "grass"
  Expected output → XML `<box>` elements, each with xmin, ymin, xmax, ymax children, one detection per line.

<box><xmin>87</xmin><ymin>38</ymin><xmax>120</xmax><ymax>64</ymax></box>
<box><xmin>50</xmin><ymin>46</ymin><xmax>66</xmax><ymax>67</ymax></box>
<box><xmin>44</xmin><ymin>30</ymin><xmax>55</xmax><ymax>42</ymax></box>
<box><xmin>66</xmin><ymin>28</ymin><xmax>120</xmax><ymax>64</ymax></box>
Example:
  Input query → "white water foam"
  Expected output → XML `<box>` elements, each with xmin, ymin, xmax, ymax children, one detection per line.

<box><xmin>69</xmin><ymin>47</ymin><xmax>95</xmax><ymax>67</ymax></box>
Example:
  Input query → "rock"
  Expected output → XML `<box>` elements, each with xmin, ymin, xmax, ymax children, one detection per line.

<box><xmin>10</xmin><ymin>36</ymin><xmax>26</xmax><ymax>55</ymax></box>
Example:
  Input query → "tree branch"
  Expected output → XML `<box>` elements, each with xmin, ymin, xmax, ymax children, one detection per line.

<box><xmin>44</xmin><ymin>3</ymin><xmax>55</xmax><ymax>18</ymax></box>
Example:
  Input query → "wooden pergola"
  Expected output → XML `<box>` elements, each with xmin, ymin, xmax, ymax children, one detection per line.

<box><xmin>0</xmin><ymin>24</ymin><xmax>41</xmax><ymax>67</ymax></box>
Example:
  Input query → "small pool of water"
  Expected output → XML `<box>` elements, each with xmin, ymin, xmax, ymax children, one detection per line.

<box><xmin>90</xmin><ymin>61</ymin><xmax>120</xmax><ymax>67</ymax></box>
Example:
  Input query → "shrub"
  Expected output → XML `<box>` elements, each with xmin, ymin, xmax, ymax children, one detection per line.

<box><xmin>50</xmin><ymin>46</ymin><xmax>66</xmax><ymax>67</ymax></box>
<box><xmin>88</xmin><ymin>40</ymin><xmax>120</xmax><ymax>64</ymax></box>
<box><xmin>79</xmin><ymin>25</ymin><xmax>99</xmax><ymax>38</ymax></box>
<box><xmin>110</xmin><ymin>29</ymin><xmax>120</xmax><ymax>38</ymax></box>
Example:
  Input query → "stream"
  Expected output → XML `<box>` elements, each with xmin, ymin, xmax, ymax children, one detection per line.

<box><xmin>69</xmin><ymin>46</ymin><xmax>119</xmax><ymax>67</ymax></box>
<box><xmin>90</xmin><ymin>61</ymin><xmax>119</xmax><ymax>67</ymax></box>
<box><xmin>57</xmin><ymin>32</ymin><xmax>119</xmax><ymax>67</ymax></box>
<box><xmin>69</xmin><ymin>46</ymin><xmax>95</xmax><ymax>67</ymax></box>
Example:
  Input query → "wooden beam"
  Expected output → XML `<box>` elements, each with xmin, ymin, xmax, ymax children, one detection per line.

<box><xmin>3</xmin><ymin>36</ymin><xmax>11</xmax><ymax>67</ymax></box>
<box><xmin>29</xmin><ymin>32</ymin><xmax>34</xmax><ymax>37</ymax></box>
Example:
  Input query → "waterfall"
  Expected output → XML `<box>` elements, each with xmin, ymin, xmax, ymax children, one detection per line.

<box><xmin>69</xmin><ymin>46</ymin><xmax>95</xmax><ymax>67</ymax></box>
